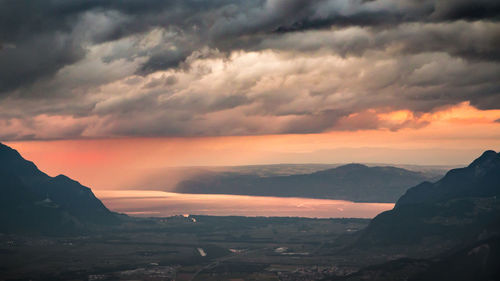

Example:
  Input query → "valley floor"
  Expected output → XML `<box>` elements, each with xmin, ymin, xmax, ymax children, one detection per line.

<box><xmin>0</xmin><ymin>216</ymin><xmax>378</xmax><ymax>281</ymax></box>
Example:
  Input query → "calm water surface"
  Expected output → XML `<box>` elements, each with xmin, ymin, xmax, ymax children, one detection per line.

<box><xmin>94</xmin><ymin>190</ymin><xmax>394</xmax><ymax>218</ymax></box>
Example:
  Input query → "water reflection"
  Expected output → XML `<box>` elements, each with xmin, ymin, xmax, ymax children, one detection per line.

<box><xmin>94</xmin><ymin>190</ymin><xmax>394</xmax><ymax>218</ymax></box>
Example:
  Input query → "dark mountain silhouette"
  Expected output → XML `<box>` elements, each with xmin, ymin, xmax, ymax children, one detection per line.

<box><xmin>176</xmin><ymin>164</ymin><xmax>434</xmax><ymax>202</ymax></box>
<box><xmin>356</xmin><ymin>150</ymin><xmax>500</xmax><ymax>247</ymax></box>
<box><xmin>0</xmin><ymin>143</ymin><xmax>119</xmax><ymax>234</ymax></box>
<box><xmin>330</xmin><ymin>235</ymin><xmax>500</xmax><ymax>281</ymax></box>
<box><xmin>396</xmin><ymin>150</ymin><xmax>500</xmax><ymax>206</ymax></box>
<box><xmin>324</xmin><ymin>151</ymin><xmax>500</xmax><ymax>280</ymax></box>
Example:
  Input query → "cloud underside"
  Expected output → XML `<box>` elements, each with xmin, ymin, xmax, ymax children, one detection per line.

<box><xmin>0</xmin><ymin>0</ymin><xmax>499</xmax><ymax>140</ymax></box>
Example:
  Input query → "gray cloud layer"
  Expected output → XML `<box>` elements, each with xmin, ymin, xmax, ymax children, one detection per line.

<box><xmin>0</xmin><ymin>0</ymin><xmax>499</xmax><ymax>140</ymax></box>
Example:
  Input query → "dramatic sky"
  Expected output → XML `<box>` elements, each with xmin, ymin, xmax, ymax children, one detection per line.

<box><xmin>1</xmin><ymin>0</ymin><xmax>500</xmax><ymax>188</ymax></box>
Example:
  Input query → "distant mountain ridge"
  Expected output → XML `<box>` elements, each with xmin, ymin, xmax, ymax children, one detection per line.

<box><xmin>0</xmin><ymin>143</ymin><xmax>118</xmax><ymax>234</ymax></box>
<box><xmin>175</xmin><ymin>163</ymin><xmax>435</xmax><ymax>202</ymax></box>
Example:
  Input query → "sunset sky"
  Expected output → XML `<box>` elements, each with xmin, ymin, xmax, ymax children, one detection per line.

<box><xmin>1</xmin><ymin>0</ymin><xmax>500</xmax><ymax>189</ymax></box>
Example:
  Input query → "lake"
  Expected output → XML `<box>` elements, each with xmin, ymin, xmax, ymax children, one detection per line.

<box><xmin>94</xmin><ymin>190</ymin><xmax>394</xmax><ymax>218</ymax></box>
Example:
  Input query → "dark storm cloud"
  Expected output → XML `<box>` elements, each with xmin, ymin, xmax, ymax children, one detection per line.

<box><xmin>285</xmin><ymin>21</ymin><xmax>500</xmax><ymax>60</ymax></box>
<box><xmin>281</xmin><ymin>109</ymin><xmax>350</xmax><ymax>134</ymax></box>
<box><xmin>0</xmin><ymin>0</ymin><xmax>499</xmax><ymax>140</ymax></box>
<box><xmin>273</xmin><ymin>0</ymin><xmax>500</xmax><ymax>32</ymax></box>
<box><xmin>431</xmin><ymin>0</ymin><xmax>500</xmax><ymax>21</ymax></box>
<box><xmin>0</xmin><ymin>33</ymin><xmax>85</xmax><ymax>93</ymax></box>
<box><xmin>2</xmin><ymin>0</ymin><xmax>500</xmax><ymax>93</ymax></box>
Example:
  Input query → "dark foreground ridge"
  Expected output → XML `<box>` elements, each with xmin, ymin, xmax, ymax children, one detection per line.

<box><xmin>327</xmin><ymin>235</ymin><xmax>500</xmax><ymax>281</ymax></box>
<box><xmin>356</xmin><ymin>150</ymin><xmax>500</xmax><ymax>247</ymax></box>
<box><xmin>0</xmin><ymin>143</ymin><xmax>119</xmax><ymax>235</ymax></box>
<box><xmin>331</xmin><ymin>150</ymin><xmax>500</xmax><ymax>280</ymax></box>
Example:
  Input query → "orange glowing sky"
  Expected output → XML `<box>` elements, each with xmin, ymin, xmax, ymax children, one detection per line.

<box><xmin>5</xmin><ymin>102</ymin><xmax>500</xmax><ymax>190</ymax></box>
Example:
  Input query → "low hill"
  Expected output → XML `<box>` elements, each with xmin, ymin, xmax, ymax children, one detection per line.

<box><xmin>176</xmin><ymin>164</ymin><xmax>434</xmax><ymax>202</ymax></box>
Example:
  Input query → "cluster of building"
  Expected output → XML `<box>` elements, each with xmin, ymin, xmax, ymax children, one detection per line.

<box><xmin>277</xmin><ymin>265</ymin><xmax>357</xmax><ymax>281</ymax></box>
<box><xmin>88</xmin><ymin>265</ymin><xmax>177</xmax><ymax>281</ymax></box>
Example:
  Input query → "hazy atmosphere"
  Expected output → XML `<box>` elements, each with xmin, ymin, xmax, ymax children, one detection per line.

<box><xmin>1</xmin><ymin>1</ymin><xmax>499</xmax><ymax>280</ymax></box>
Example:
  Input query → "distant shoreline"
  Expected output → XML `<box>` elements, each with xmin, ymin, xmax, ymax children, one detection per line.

<box><xmin>94</xmin><ymin>190</ymin><xmax>394</xmax><ymax>219</ymax></box>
